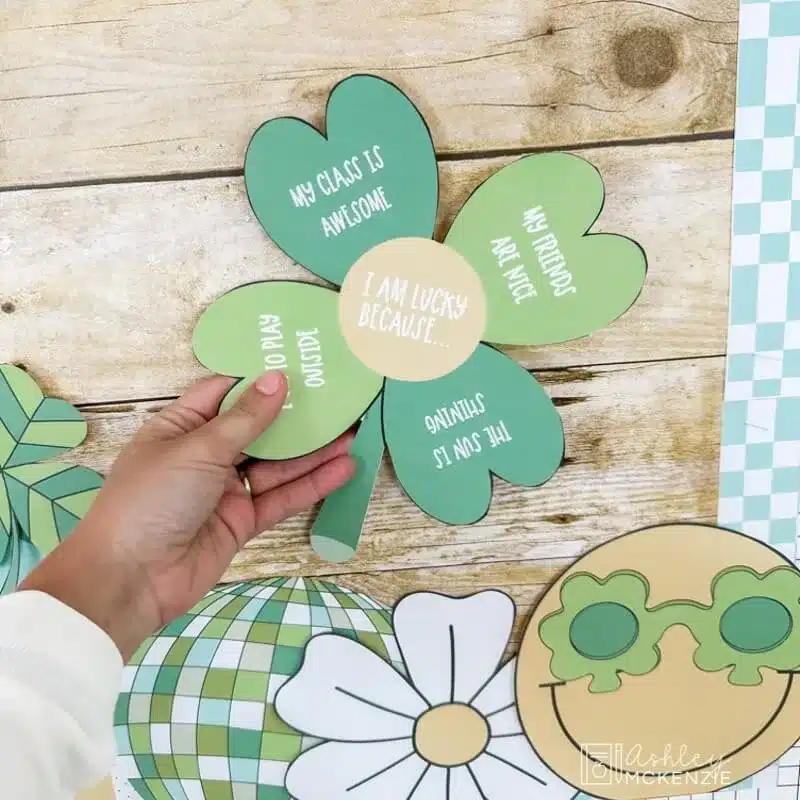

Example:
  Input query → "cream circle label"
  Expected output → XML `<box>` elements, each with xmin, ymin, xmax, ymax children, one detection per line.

<box><xmin>338</xmin><ymin>237</ymin><xmax>487</xmax><ymax>382</ymax></box>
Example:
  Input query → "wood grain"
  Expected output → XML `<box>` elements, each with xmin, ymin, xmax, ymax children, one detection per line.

<box><xmin>1</xmin><ymin>0</ymin><xmax>736</xmax><ymax>186</ymax></box>
<box><xmin>62</xmin><ymin>356</ymin><xmax>722</xmax><ymax>607</ymax></box>
<box><xmin>0</xmin><ymin>139</ymin><xmax>731</xmax><ymax>406</ymax></box>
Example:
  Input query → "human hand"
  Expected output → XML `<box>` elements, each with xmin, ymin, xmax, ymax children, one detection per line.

<box><xmin>20</xmin><ymin>371</ymin><xmax>355</xmax><ymax>660</ymax></box>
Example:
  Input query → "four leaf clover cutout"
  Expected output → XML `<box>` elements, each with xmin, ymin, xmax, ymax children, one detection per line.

<box><xmin>0</xmin><ymin>365</ymin><xmax>103</xmax><ymax>593</ymax></box>
<box><xmin>192</xmin><ymin>74</ymin><xmax>647</xmax><ymax>562</ymax></box>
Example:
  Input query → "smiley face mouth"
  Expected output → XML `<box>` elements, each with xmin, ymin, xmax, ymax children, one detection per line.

<box><xmin>542</xmin><ymin>674</ymin><xmax>795</xmax><ymax>777</ymax></box>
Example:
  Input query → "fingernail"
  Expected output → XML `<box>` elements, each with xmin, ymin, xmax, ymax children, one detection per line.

<box><xmin>255</xmin><ymin>371</ymin><xmax>284</xmax><ymax>396</ymax></box>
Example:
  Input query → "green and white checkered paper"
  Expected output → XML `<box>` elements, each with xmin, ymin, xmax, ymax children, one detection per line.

<box><xmin>719</xmin><ymin>0</ymin><xmax>800</xmax><ymax>573</ymax></box>
<box><xmin>704</xmin><ymin>1</ymin><xmax>800</xmax><ymax>797</ymax></box>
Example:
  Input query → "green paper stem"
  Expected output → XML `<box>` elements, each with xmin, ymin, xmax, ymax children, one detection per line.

<box><xmin>311</xmin><ymin>398</ymin><xmax>384</xmax><ymax>563</ymax></box>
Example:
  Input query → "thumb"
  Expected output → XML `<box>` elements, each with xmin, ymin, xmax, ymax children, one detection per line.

<box><xmin>191</xmin><ymin>371</ymin><xmax>288</xmax><ymax>464</ymax></box>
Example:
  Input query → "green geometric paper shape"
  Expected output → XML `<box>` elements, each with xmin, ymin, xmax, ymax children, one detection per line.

<box><xmin>445</xmin><ymin>153</ymin><xmax>647</xmax><ymax>346</ymax></box>
<box><xmin>192</xmin><ymin>282</ymin><xmax>383</xmax><ymax>459</ymax></box>
<box><xmin>0</xmin><ymin>517</ymin><xmax>21</xmax><ymax>595</ymax></box>
<box><xmin>0</xmin><ymin>366</ymin><xmax>88</xmax><ymax>468</ymax></box>
<box><xmin>0</xmin><ymin>365</ymin><xmax>42</xmax><ymax>435</ymax></box>
<box><xmin>0</xmin><ymin>364</ymin><xmax>104</xmax><ymax>592</ymax></box>
<box><xmin>4</xmin><ymin>474</ymin><xmax>29</xmax><ymax>537</ymax></box>
<box><xmin>16</xmin><ymin>537</ymin><xmax>39</xmax><ymax>585</ymax></box>
<box><xmin>382</xmin><ymin>344</ymin><xmax>564</xmax><ymax>524</ymax></box>
<box><xmin>0</xmin><ymin>500</ymin><xmax>39</xmax><ymax>595</ymax></box>
<box><xmin>5</xmin><ymin>464</ymin><xmax>103</xmax><ymax>556</ymax></box>
<box><xmin>0</xmin><ymin>475</ymin><xmax>10</xmax><ymax>543</ymax></box>
<box><xmin>244</xmin><ymin>74</ymin><xmax>439</xmax><ymax>286</ymax></box>
<box><xmin>0</xmin><ymin>501</ymin><xmax>40</xmax><ymax>593</ymax></box>
<box><xmin>0</xmin><ymin>527</ymin><xmax>40</xmax><ymax>595</ymax></box>
<box><xmin>57</xmin><ymin>488</ymin><xmax>98</xmax><ymax>519</ymax></box>
<box><xmin>0</xmin><ymin>423</ymin><xmax>13</xmax><ymax>476</ymax></box>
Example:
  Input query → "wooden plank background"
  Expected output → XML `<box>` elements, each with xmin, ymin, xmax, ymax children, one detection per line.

<box><xmin>0</xmin><ymin>0</ymin><xmax>736</xmax><ymax>610</ymax></box>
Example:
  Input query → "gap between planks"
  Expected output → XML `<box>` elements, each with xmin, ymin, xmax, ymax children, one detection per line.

<box><xmin>72</xmin><ymin>351</ymin><xmax>725</xmax><ymax>412</ymax></box>
<box><xmin>0</xmin><ymin>128</ymin><xmax>733</xmax><ymax>194</ymax></box>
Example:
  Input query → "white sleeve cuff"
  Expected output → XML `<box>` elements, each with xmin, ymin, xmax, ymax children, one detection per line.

<box><xmin>0</xmin><ymin>590</ymin><xmax>123</xmax><ymax>794</ymax></box>
<box><xmin>0</xmin><ymin>589</ymin><xmax>123</xmax><ymax>701</ymax></box>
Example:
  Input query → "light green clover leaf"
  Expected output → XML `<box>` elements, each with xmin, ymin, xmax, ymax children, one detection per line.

<box><xmin>0</xmin><ymin>365</ymin><xmax>104</xmax><ymax>593</ymax></box>
<box><xmin>192</xmin><ymin>282</ymin><xmax>384</xmax><ymax>460</ymax></box>
<box><xmin>445</xmin><ymin>152</ymin><xmax>647</xmax><ymax>346</ymax></box>
<box><xmin>193</xmin><ymin>75</ymin><xmax>646</xmax><ymax>562</ymax></box>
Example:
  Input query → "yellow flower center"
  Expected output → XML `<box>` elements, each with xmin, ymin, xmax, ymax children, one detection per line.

<box><xmin>413</xmin><ymin>703</ymin><xmax>490</xmax><ymax>766</ymax></box>
<box><xmin>338</xmin><ymin>237</ymin><xmax>487</xmax><ymax>381</ymax></box>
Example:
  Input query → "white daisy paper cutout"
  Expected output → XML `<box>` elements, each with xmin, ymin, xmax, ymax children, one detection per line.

<box><xmin>275</xmin><ymin>591</ymin><xmax>576</xmax><ymax>800</ymax></box>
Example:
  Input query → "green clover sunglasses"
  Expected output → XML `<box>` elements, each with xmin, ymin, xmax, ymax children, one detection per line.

<box><xmin>538</xmin><ymin>566</ymin><xmax>800</xmax><ymax>692</ymax></box>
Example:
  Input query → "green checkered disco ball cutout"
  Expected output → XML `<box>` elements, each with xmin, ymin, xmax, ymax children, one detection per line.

<box><xmin>113</xmin><ymin>577</ymin><xmax>400</xmax><ymax>800</ymax></box>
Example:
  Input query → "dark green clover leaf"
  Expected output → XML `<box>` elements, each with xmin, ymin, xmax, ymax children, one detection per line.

<box><xmin>382</xmin><ymin>345</ymin><xmax>564</xmax><ymax>524</ymax></box>
<box><xmin>244</xmin><ymin>74</ymin><xmax>439</xmax><ymax>286</ymax></box>
<box><xmin>0</xmin><ymin>365</ymin><xmax>104</xmax><ymax>592</ymax></box>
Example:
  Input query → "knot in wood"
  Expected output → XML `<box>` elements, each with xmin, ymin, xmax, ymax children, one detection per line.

<box><xmin>614</xmin><ymin>27</ymin><xmax>678</xmax><ymax>89</ymax></box>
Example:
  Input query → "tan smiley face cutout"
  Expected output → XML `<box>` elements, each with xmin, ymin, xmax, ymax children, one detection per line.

<box><xmin>338</xmin><ymin>237</ymin><xmax>487</xmax><ymax>382</ymax></box>
<box><xmin>517</xmin><ymin>524</ymin><xmax>800</xmax><ymax>800</ymax></box>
